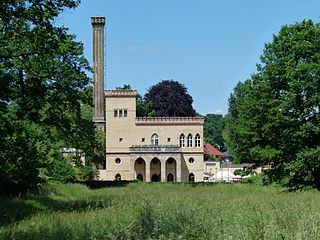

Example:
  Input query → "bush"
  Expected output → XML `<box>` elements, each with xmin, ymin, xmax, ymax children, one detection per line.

<box><xmin>0</xmin><ymin>116</ymin><xmax>55</xmax><ymax>196</ymax></box>
<box><xmin>46</xmin><ymin>156</ymin><xmax>75</xmax><ymax>183</ymax></box>
<box><xmin>75</xmin><ymin>165</ymin><xmax>98</xmax><ymax>181</ymax></box>
<box><xmin>241</xmin><ymin>173</ymin><xmax>266</xmax><ymax>185</ymax></box>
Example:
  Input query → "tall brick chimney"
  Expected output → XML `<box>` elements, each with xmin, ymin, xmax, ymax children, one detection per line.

<box><xmin>91</xmin><ymin>16</ymin><xmax>105</xmax><ymax>128</ymax></box>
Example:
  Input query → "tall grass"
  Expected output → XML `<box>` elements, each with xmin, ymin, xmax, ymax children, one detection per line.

<box><xmin>1</xmin><ymin>183</ymin><xmax>320</xmax><ymax>239</ymax></box>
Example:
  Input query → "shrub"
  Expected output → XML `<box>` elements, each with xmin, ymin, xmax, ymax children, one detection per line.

<box><xmin>46</xmin><ymin>156</ymin><xmax>75</xmax><ymax>183</ymax></box>
<box><xmin>241</xmin><ymin>173</ymin><xmax>266</xmax><ymax>185</ymax></box>
<box><xmin>0</xmin><ymin>117</ymin><xmax>55</xmax><ymax>196</ymax></box>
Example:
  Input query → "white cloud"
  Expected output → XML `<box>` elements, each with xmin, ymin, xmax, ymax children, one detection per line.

<box><xmin>213</xmin><ymin>109</ymin><xmax>225</xmax><ymax>115</ymax></box>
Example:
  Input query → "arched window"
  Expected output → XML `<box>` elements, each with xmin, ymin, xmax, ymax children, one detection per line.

<box><xmin>151</xmin><ymin>133</ymin><xmax>159</xmax><ymax>146</ymax></box>
<box><xmin>115</xmin><ymin>158</ymin><xmax>121</xmax><ymax>164</ymax></box>
<box><xmin>195</xmin><ymin>134</ymin><xmax>201</xmax><ymax>147</ymax></box>
<box><xmin>187</xmin><ymin>134</ymin><xmax>193</xmax><ymax>147</ymax></box>
<box><xmin>179</xmin><ymin>134</ymin><xmax>185</xmax><ymax>147</ymax></box>
<box><xmin>189</xmin><ymin>157</ymin><xmax>194</xmax><ymax>163</ymax></box>
<box><xmin>189</xmin><ymin>173</ymin><xmax>195</xmax><ymax>182</ymax></box>
<box><xmin>115</xmin><ymin>174</ymin><xmax>121</xmax><ymax>181</ymax></box>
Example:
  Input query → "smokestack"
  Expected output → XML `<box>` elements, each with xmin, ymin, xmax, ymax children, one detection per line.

<box><xmin>91</xmin><ymin>16</ymin><xmax>105</xmax><ymax>127</ymax></box>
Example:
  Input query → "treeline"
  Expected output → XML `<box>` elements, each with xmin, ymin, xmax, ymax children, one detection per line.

<box><xmin>224</xmin><ymin>20</ymin><xmax>320</xmax><ymax>190</ymax></box>
<box><xmin>1</xmin><ymin>1</ymin><xmax>319</xmax><ymax>194</ymax></box>
<box><xmin>0</xmin><ymin>0</ymin><xmax>100</xmax><ymax>195</ymax></box>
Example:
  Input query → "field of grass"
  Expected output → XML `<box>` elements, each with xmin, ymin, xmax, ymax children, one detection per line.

<box><xmin>1</xmin><ymin>182</ymin><xmax>320</xmax><ymax>240</ymax></box>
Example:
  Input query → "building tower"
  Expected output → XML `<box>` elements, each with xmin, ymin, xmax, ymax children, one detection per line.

<box><xmin>91</xmin><ymin>16</ymin><xmax>105</xmax><ymax>129</ymax></box>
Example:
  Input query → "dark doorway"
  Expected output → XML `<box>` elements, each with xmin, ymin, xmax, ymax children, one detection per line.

<box><xmin>151</xmin><ymin>174</ymin><xmax>160</xmax><ymax>182</ymax></box>
<box><xmin>189</xmin><ymin>173</ymin><xmax>195</xmax><ymax>182</ymax></box>
<box><xmin>135</xmin><ymin>158</ymin><xmax>146</xmax><ymax>182</ymax></box>
<box><xmin>167</xmin><ymin>173</ymin><xmax>174</xmax><ymax>182</ymax></box>
<box><xmin>137</xmin><ymin>173</ymin><xmax>143</xmax><ymax>181</ymax></box>
<box><xmin>115</xmin><ymin>174</ymin><xmax>121</xmax><ymax>181</ymax></box>
<box><xmin>150</xmin><ymin>158</ymin><xmax>161</xmax><ymax>181</ymax></box>
<box><xmin>166</xmin><ymin>158</ymin><xmax>176</xmax><ymax>182</ymax></box>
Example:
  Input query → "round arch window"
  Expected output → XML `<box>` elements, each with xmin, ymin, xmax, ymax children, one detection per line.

<box><xmin>151</xmin><ymin>133</ymin><xmax>159</xmax><ymax>146</ymax></box>
<box><xmin>115</xmin><ymin>158</ymin><xmax>121</xmax><ymax>164</ymax></box>
<box><xmin>179</xmin><ymin>134</ymin><xmax>185</xmax><ymax>147</ymax></box>
<box><xmin>189</xmin><ymin>157</ymin><xmax>195</xmax><ymax>163</ymax></box>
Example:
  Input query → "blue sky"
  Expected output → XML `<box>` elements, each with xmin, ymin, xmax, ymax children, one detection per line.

<box><xmin>58</xmin><ymin>0</ymin><xmax>320</xmax><ymax>115</ymax></box>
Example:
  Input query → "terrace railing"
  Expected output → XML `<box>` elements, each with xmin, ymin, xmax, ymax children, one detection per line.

<box><xmin>129</xmin><ymin>145</ymin><xmax>181</xmax><ymax>153</ymax></box>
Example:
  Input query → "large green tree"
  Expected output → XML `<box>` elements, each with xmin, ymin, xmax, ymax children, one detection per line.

<box><xmin>144</xmin><ymin>80</ymin><xmax>196</xmax><ymax>117</ymax></box>
<box><xmin>0</xmin><ymin>0</ymin><xmax>95</xmax><ymax>195</ymax></box>
<box><xmin>224</xmin><ymin>20</ymin><xmax>320</xmax><ymax>189</ymax></box>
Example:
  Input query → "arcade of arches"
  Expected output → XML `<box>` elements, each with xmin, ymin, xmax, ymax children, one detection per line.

<box><xmin>133</xmin><ymin>156</ymin><xmax>185</xmax><ymax>182</ymax></box>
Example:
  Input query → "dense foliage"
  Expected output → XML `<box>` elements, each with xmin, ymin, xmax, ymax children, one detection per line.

<box><xmin>144</xmin><ymin>80</ymin><xmax>196</xmax><ymax>117</ymax></box>
<box><xmin>0</xmin><ymin>0</ymin><xmax>96</xmax><ymax>195</ymax></box>
<box><xmin>204</xmin><ymin>114</ymin><xmax>226</xmax><ymax>151</ymax></box>
<box><xmin>136</xmin><ymin>95</ymin><xmax>156</xmax><ymax>117</ymax></box>
<box><xmin>224</xmin><ymin>20</ymin><xmax>320</xmax><ymax>189</ymax></box>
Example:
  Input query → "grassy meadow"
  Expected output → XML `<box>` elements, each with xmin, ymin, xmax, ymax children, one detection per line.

<box><xmin>1</xmin><ymin>182</ymin><xmax>320</xmax><ymax>240</ymax></box>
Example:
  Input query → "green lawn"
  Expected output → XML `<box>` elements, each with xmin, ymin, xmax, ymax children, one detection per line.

<box><xmin>1</xmin><ymin>182</ymin><xmax>320</xmax><ymax>240</ymax></box>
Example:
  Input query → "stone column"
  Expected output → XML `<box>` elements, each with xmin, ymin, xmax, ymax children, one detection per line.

<box><xmin>91</xmin><ymin>16</ymin><xmax>105</xmax><ymax>128</ymax></box>
<box><xmin>161</xmin><ymin>159</ymin><xmax>166</xmax><ymax>182</ymax></box>
<box><xmin>130</xmin><ymin>156</ymin><xmax>135</xmax><ymax>180</ymax></box>
<box><xmin>145</xmin><ymin>159</ymin><xmax>150</xmax><ymax>182</ymax></box>
<box><xmin>176</xmin><ymin>155</ymin><xmax>182</xmax><ymax>182</ymax></box>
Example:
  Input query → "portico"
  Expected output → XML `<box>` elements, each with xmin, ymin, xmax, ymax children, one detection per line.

<box><xmin>130</xmin><ymin>145</ymin><xmax>182</xmax><ymax>182</ymax></box>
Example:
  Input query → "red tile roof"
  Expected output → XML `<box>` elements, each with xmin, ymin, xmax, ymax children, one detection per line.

<box><xmin>204</xmin><ymin>143</ymin><xmax>224</xmax><ymax>157</ymax></box>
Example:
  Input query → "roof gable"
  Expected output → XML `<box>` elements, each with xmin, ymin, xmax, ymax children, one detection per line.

<box><xmin>204</xmin><ymin>143</ymin><xmax>224</xmax><ymax>157</ymax></box>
